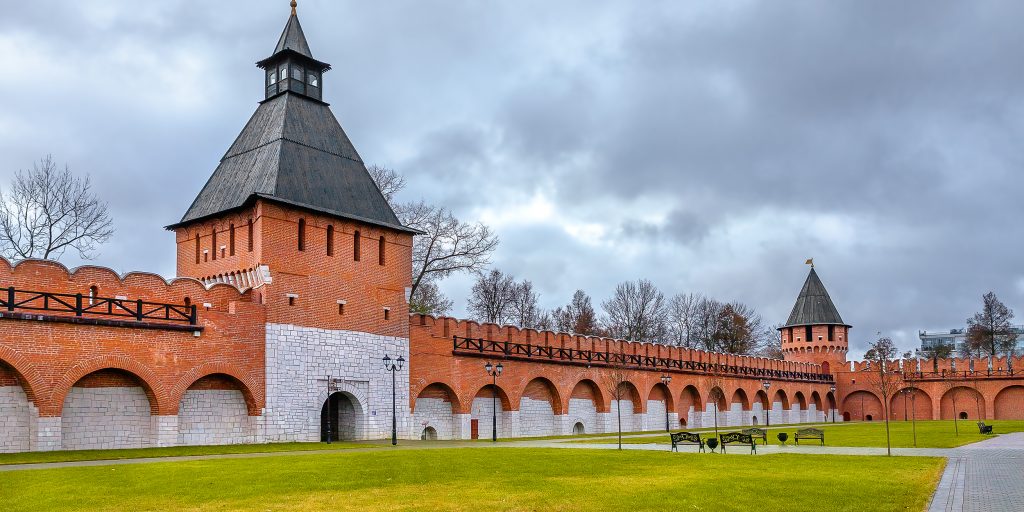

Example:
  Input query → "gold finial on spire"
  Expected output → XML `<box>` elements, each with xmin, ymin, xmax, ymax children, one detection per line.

<box><xmin>291</xmin><ymin>0</ymin><xmax>297</xmax><ymax>15</ymax></box>
<box><xmin>805</xmin><ymin>258</ymin><xmax>814</xmax><ymax>268</ymax></box>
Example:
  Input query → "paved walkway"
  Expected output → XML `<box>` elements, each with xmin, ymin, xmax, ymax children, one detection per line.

<box><xmin>928</xmin><ymin>432</ymin><xmax>1024</xmax><ymax>512</ymax></box>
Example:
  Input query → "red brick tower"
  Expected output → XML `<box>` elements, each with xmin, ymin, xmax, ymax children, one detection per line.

<box><xmin>165</xmin><ymin>3</ymin><xmax>418</xmax><ymax>442</ymax></box>
<box><xmin>779</xmin><ymin>266</ymin><xmax>850</xmax><ymax>374</ymax></box>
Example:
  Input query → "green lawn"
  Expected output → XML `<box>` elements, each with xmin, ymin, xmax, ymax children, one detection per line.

<box><xmin>591</xmin><ymin>420</ymin><xmax>1024</xmax><ymax>448</ymax></box>
<box><xmin>0</xmin><ymin>441</ymin><xmax>374</xmax><ymax>466</ymax></box>
<box><xmin>0</xmin><ymin>448</ymin><xmax>944</xmax><ymax>512</ymax></box>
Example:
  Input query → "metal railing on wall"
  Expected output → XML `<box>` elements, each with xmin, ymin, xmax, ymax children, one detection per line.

<box><xmin>1</xmin><ymin>287</ymin><xmax>196</xmax><ymax>325</ymax></box>
<box><xmin>453</xmin><ymin>336</ymin><xmax>834</xmax><ymax>383</ymax></box>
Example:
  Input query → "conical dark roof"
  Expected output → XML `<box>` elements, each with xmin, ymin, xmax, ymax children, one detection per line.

<box><xmin>274</xmin><ymin>14</ymin><xmax>313</xmax><ymax>58</ymax></box>
<box><xmin>782</xmin><ymin>268</ymin><xmax>849</xmax><ymax>328</ymax></box>
<box><xmin>171</xmin><ymin>93</ymin><xmax>412</xmax><ymax>232</ymax></box>
<box><xmin>169</xmin><ymin>8</ymin><xmax>411</xmax><ymax>233</ymax></box>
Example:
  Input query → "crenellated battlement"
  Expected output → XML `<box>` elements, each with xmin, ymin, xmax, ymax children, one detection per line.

<box><xmin>411</xmin><ymin>313</ymin><xmax>827</xmax><ymax>378</ymax></box>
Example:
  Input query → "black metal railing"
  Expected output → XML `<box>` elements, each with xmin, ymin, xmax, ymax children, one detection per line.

<box><xmin>453</xmin><ymin>336</ymin><xmax>833</xmax><ymax>383</ymax></box>
<box><xmin>901</xmin><ymin>368</ymin><xmax>1017</xmax><ymax>381</ymax></box>
<box><xmin>1</xmin><ymin>287</ymin><xmax>196</xmax><ymax>325</ymax></box>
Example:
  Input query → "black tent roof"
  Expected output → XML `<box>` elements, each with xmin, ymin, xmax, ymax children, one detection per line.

<box><xmin>781</xmin><ymin>268</ymin><xmax>850</xmax><ymax>328</ymax></box>
<box><xmin>170</xmin><ymin>9</ymin><xmax>410</xmax><ymax>233</ymax></box>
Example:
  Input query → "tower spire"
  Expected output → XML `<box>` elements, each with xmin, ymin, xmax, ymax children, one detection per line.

<box><xmin>291</xmin><ymin>0</ymin><xmax>297</xmax><ymax>16</ymax></box>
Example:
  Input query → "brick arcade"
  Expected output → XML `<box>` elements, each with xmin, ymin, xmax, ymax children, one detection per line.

<box><xmin>1</xmin><ymin>5</ymin><xmax>1023</xmax><ymax>453</ymax></box>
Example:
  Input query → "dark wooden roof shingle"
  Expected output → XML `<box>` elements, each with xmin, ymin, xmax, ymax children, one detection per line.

<box><xmin>782</xmin><ymin>268</ymin><xmax>849</xmax><ymax>328</ymax></box>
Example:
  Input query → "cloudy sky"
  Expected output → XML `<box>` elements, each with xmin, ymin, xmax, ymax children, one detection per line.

<box><xmin>2</xmin><ymin>0</ymin><xmax>1023</xmax><ymax>357</ymax></box>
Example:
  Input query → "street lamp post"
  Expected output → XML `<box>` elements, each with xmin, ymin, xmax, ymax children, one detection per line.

<box><xmin>660</xmin><ymin>374</ymin><xmax>672</xmax><ymax>431</ymax></box>
<box><xmin>485</xmin><ymin>361</ymin><xmax>504</xmax><ymax>442</ymax></box>
<box><xmin>383</xmin><ymin>354</ymin><xmax>405</xmax><ymax>446</ymax></box>
<box><xmin>830</xmin><ymin>384</ymin><xmax>837</xmax><ymax>423</ymax></box>
<box><xmin>762</xmin><ymin>380</ymin><xmax>771</xmax><ymax>428</ymax></box>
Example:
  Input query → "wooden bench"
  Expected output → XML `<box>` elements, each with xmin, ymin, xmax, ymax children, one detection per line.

<box><xmin>977</xmin><ymin>422</ymin><xmax>994</xmax><ymax>434</ymax></box>
<box><xmin>794</xmin><ymin>428</ymin><xmax>825</xmax><ymax>445</ymax></box>
<box><xmin>670</xmin><ymin>432</ymin><xmax>705</xmax><ymax>453</ymax></box>
<box><xmin>719</xmin><ymin>432</ymin><xmax>756</xmax><ymax>454</ymax></box>
<box><xmin>741</xmin><ymin>427</ymin><xmax>768</xmax><ymax>445</ymax></box>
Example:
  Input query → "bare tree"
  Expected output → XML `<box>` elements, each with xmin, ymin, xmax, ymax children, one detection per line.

<box><xmin>409</xmin><ymin>280</ymin><xmax>453</xmax><ymax>316</ymax></box>
<box><xmin>706</xmin><ymin>374</ymin><xmax>727</xmax><ymax>439</ymax></box>
<box><xmin>366</xmin><ymin>164</ymin><xmax>407</xmax><ymax>205</ymax></box>
<box><xmin>509</xmin><ymin>279</ymin><xmax>544</xmax><ymax>329</ymax></box>
<box><xmin>467</xmin><ymin>269</ymin><xmax>517</xmax><ymax>324</ymax></box>
<box><xmin>693</xmin><ymin>297</ymin><xmax>724</xmax><ymax>351</ymax></box>
<box><xmin>864</xmin><ymin>336</ymin><xmax>901</xmax><ymax>456</ymax></box>
<box><xmin>0</xmin><ymin>156</ymin><xmax>114</xmax><ymax>261</ymax></box>
<box><xmin>600</xmin><ymin>360</ymin><xmax>632</xmax><ymax>450</ymax></box>
<box><xmin>368</xmin><ymin>167</ymin><xmax>500</xmax><ymax>302</ymax></box>
<box><xmin>754</xmin><ymin>323</ymin><xmax>785</xmax><ymax>359</ymax></box>
<box><xmin>553</xmin><ymin>290</ymin><xmax>599</xmax><ymax>335</ymax></box>
<box><xmin>964</xmin><ymin>292</ymin><xmax>1018</xmax><ymax>358</ymax></box>
<box><xmin>940</xmin><ymin>375</ymin><xmax>963</xmax><ymax>436</ymax></box>
<box><xmin>601</xmin><ymin>279</ymin><xmax>667</xmax><ymax>342</ymax></box>
<box><xmin>666</xmin><ymin>293</ymin><xmax>702</xmax><ymax>348</ymax></box>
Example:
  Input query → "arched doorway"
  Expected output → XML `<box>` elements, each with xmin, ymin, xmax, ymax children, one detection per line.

<box><xmin>958</xmin><ymin>412</ymin><xmax>968</xmax><ymax>420</ymax></box>
<box><xmin>320</xmin><ymin>392</ymin><xmax>362</xmax><ymax>442</ymax></box>
<box><xmin>573</xmin><ymin>422</ymin><xmax>585</xmax><ymax>435</ymax></box>
<box><xmin>420</xmin><ymin>426</ymin><xmax>438</xmax><ymax>440</ymax></box>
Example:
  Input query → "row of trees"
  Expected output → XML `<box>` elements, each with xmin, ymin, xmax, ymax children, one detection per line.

<box><xmin>463</xmin><ymin>269</ymin><xmax>781</xmax><ymax>357</ymax></box>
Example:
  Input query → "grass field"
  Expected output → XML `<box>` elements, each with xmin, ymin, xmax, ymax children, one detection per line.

<box><xmin>0</xmin><ymin>448</ymin><xmax>944</xmax><ymax>512</ymax></box>
<box><xmin>592</xmin><ymin>420</ymin><xmax>1024</xmax><ymax>448</ymax></box>
<box><xmin>0</xmin><ymin>441</ymin><xmax>373</xmax><ymax>466</ymax></box>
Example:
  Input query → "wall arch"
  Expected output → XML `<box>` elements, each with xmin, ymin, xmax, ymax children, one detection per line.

<box><xmin>810</xmin><ymin>391</ymin><xmax>823</xmax><ymax>410</ymax></box>
<box><xmin>842</xmin><ymin>390</ymin><xmax>882</xmax><ymax>421</ymax></box>
<box><xmin>772</xmin><ymin>389</ymin><xmax>790</xmax><ymax>409</ymax></box>
<box><xmin>471</xmin><ymin>383</ymin><xmax>512</xmax><ymax>439</ymax></box>
<box><xmin>648</xmin><ymin>383</ymin><xmax>674</xmax><ymax>412</ymax></box>
<box><xmin>521</xmin><ymin>377</ymin><xmax>563</xmax><ymax>415</ymax></box>
<box><xmin>994</xmin><ymin>385</ymin><xmax>1024</xmax><ymax>420</ymax></box>
<box><xmin>171</xmin><ymin>365</ymin><xmax>261</xmax><ymax>416</ymax></box>
<box><xmin>0</xmin><ymin>346</ymin><xmax>44</xmax><ymax>405</ymax></box>
<box><xmin>61</xmin><ymin>368</ymin><xmax>155</xmax><ymax>449</ymax></box>
<box><xmin>567</xmin><ymin>379</ymin><xmax>604</xmax><ymax>435</ymax></box>
<box><xmin>940</xmin><ymin>386</ymin><xmax>985</xmax><ymax>420</ymax></box>
<box><xmin>678</xmin><ymin>385</ymin><xmax>701</xmax><ymax>426</ymax></box>
<box><xmin>0</xmin><ymin>360</ymin><xmax>32</xmax><ymax>453</ymax></box>
<box><xmin>730</xmin><ymin>388</ymin><xmax>750</xmax><ymax>410</ymax></box>
<box><xmin>519</xmin><ymin>378</ymin><xmax>561</xmax><ymax>436</ymax></box>
<box><xmin>177</xmin><ymin>374</ymin><xmax>255</xmax><ymax>445</ymax></box>
<box><xmin>53</xmin><ymin>355</ymin><xmax>167</xmax><ymax>415</ymax></box>
<box><xmin>890</xmin><ymin>387</ymin><xmax>932</xmax><ymax>421</ymax></box>
<box><xmin>794</xmin><ymin>391</ymin><xmax>808</xmax><ymax>410</ymax></box>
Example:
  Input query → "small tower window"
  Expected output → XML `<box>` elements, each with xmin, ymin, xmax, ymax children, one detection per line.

<box><xmin>247</xmin><ymin>218</ymin><xmax>254</xmax><ymax>252</ymax></box>
<box><xmin>280</xmin><ymin>66</ymin><xmax>288</xmax><ymax>80</ymax></box>
<box><xmin>211</xmin><ymin>228</ymin><xmax>217</xmax><ymax>260</ymax></box>
<box><xmin>268</xmin><ymin>71</ymin><xmax>277</xmax><ymax>85</ymax></box>
<box><xmin>229</xmin><ymin>224</ymin><xmax>236</xmax><ymax>256</ymax></box>
<box><xmin>353</xmin><ymin>230</ymin><xmax>361</xmax><ymax>261</ymax></box>
<box><xmin>297</xmin><ymin>218</ymin><xmax>306</xmax><ymax>251</ymax></box>
<box><xmin>326</xmin><ymin>225</ymin><xmax>334</xmax><ymax>256</ymax></box>
<box><xmin>378</xmin><ymin>236</ymin><xmax>386</xmax><ymax>265</ymax></box>
<box><xmin>827</xmin><ymin>325</ymin><xmax>835</xmax><ymax>342</ymax></box>
<box><xmin>88</xmin><ymin>286</ymin><xmax>98</xmax><ymax>306</ymax></box>
<box><xmin>805</xmin><ymin>325</ymin><xmax>812</xmax><ymax>342</ymax></box>
<box><xmin>308</xmin><ymin>72</ymin><xmax>319</xmax><ymax>87</ymax></box>
<box><xmin>195</xmin><ymin>235</ymin><xmax>201</xmax><ymax>264</ymax></box>
<box><xmin>384</xmin><ymin>307</ymin><xmax>390</xmax><ymax>320</ymax></box>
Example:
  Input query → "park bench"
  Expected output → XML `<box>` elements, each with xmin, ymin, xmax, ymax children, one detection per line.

<box><xmin>670</xmin><ymin>432</ymin><xmax>705</xmax><ymax>453</ymax></box>
<box><xmin>794</xmin><ymin>428</ymin><xmax>825</xmax><ymax>446</ymax></box>
<box><xmin>719</xmin><ymin>432</ymin><xmax>757</xmax><ymax>454</ymax></box>
<box><xmin>741</xmin><ymin>427</ymin><xmax>768</xmax><ymax>445</ymax></box>
<box><xmin>977</xmin><ymin>422</ymin><xmax>994</xmax><ymax>434</ymax></box>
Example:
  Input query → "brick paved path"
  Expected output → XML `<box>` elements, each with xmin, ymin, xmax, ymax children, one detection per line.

<box><xmin>928</xmin><ymin>432</ymin><xmax>1024</xmax><ymax>512</ymax></box>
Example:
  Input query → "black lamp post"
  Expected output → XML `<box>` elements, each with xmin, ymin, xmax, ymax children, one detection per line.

<box><xmin>383</xmin><ymin>354</ymin><xmax>405</xmax><ymax>446</ymax></box>
<box><xmin>485</xmin><ymin>361</ymin><xmax>504</xmax><ymax>442</ymax></box>
<box><xmin>830</xmin><ymin>384</ymin><xmax>837</xmax><ymax>423</ymax></box>
<box><xmin>762</xmin><ymin>380</ymin><xmax>771</xmax><ymax>427</ymax></box>
<box><xmin>660</xmin><ymin>374</ymin><xmax>672</xmax><ymax>431</ymax></box>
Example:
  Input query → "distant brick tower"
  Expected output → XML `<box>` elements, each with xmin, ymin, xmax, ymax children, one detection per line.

<box><xmin>780</xmin><ymin>266</ymin><xmax>850</xmax><ymax>374</ymax></box>
<box><xmin>166</xmin><ymin>3</ymin><xmax>417</xmax><ymax>442</ymax></box>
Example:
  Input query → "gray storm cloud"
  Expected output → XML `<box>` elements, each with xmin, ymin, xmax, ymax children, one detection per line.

<box><xmin>2</xmin><ymin>0</ymin><xmax>1022</xmax><ymax>358</ymax></box>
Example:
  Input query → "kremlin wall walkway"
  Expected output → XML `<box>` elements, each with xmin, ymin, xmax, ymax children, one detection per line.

<box><xmin>1</xmin><ymin>426</ymin><xmax>1021</xmax><ymax>512</ymax></box>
